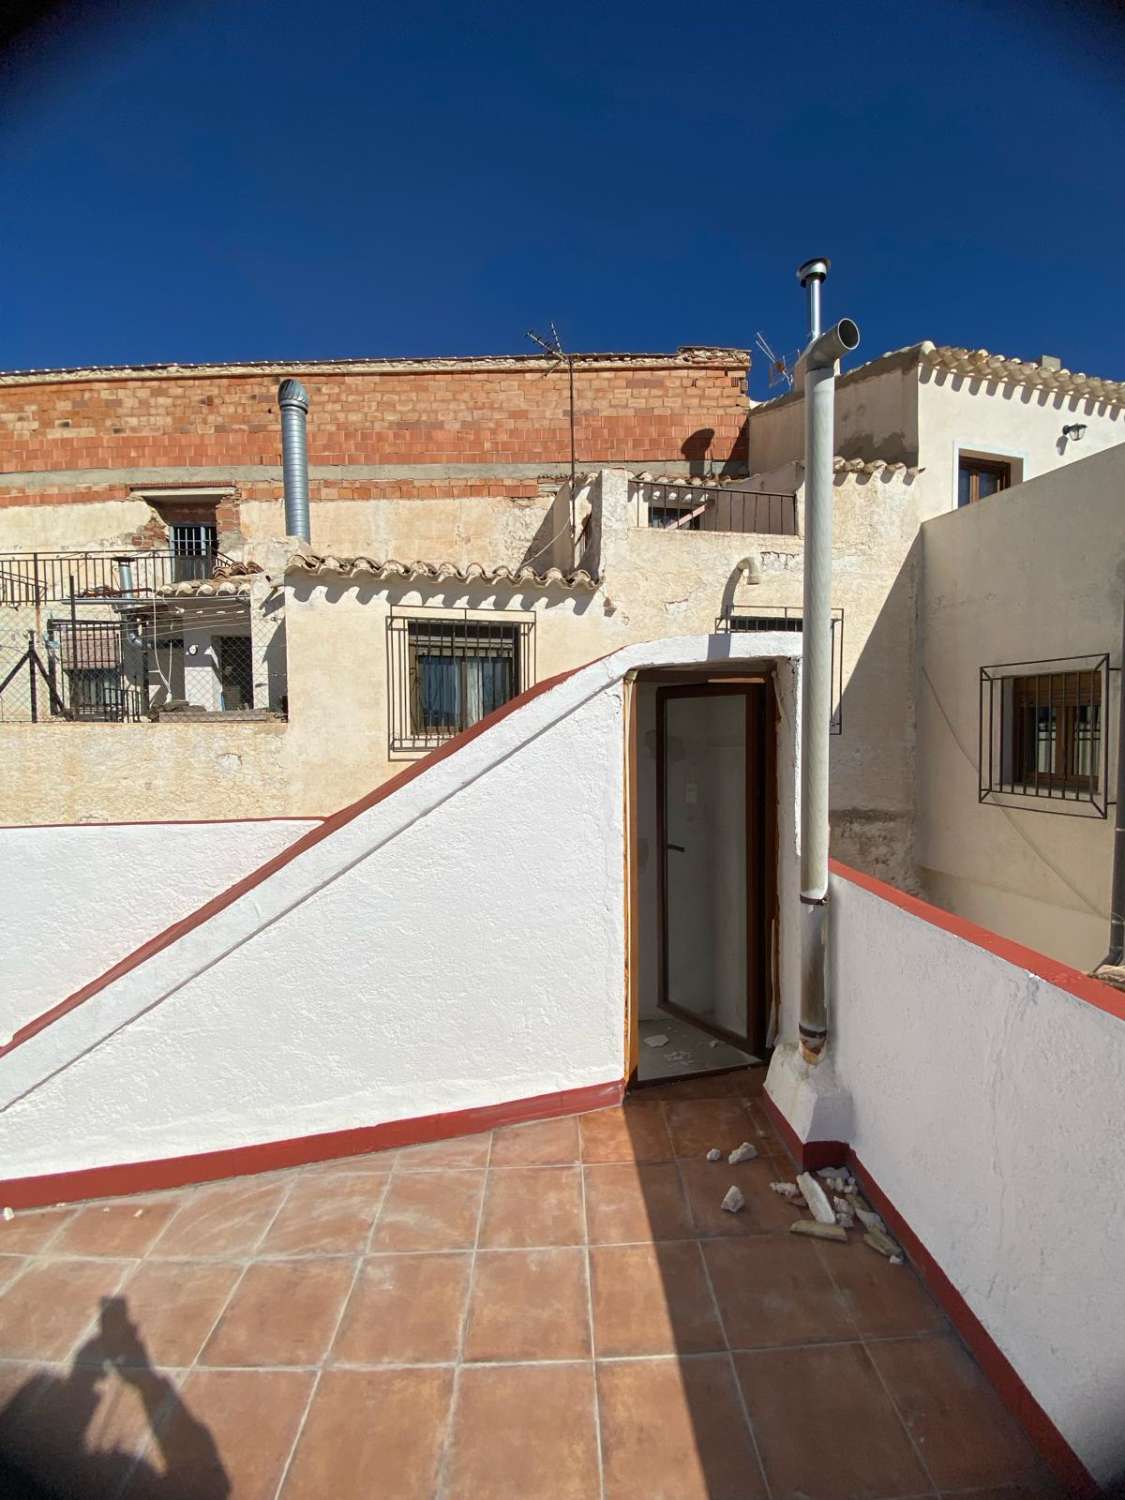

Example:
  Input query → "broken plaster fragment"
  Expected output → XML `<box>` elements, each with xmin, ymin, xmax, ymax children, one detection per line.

<box><xmin>721</xmin><ymin>1186</ymin><xmax>746</xmax><ymax>1214</ymax></box>
<box><xmin>790</xmin><ymin>1218</ymin><xmax>848</xmax><ymax>1243</ymax></box>
<box><xmin>706</xmin><ymin>1148</ymin><xmax>722</xmax><ymax>1162</ymax></box>
<box><xmin>643</xmin><ymin>1034</ymin><xmax>669</xmax><ymax>1048</ymax></box>
<box><xmin>728</xmin><ymin>1142</ymin><xmax>759</xmax><ymax>1165</ymax></box>
<box><xmin>864</xmin><ymin>1227</ymin><xmax>903</xmax><ymax>1260</ymax></box>
<box><xmin>769</xmin><ymin>1182</ymin><xmax>802</xmax><ymax>1199</ymax></box>
<box><xmin>1</xmin><ymin>1207</ymin><xmax>13</xmax><ymax>1223</ymax></box>
<box><xmin>796</xmin><ymin>1172</ymin><xmax>837</xmax><ymax>1225</ymax></box>
<box><xmin>854</xmin><ymin>1205</ymin><xmax>887</xmax><ymax>1234</ymax></box>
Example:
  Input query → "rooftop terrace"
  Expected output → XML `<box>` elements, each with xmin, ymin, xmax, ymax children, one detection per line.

<box><xmin>0</xmin><ymin>1075</ymin><xmax>1055</xmax><ymax>1500</ymax></box>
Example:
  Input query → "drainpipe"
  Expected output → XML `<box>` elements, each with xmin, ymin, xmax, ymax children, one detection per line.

<box><xmin>1098</xmin><ymin>600</ymin><xmax>1125</xmax><ymax>969</ymax></box>
<box><xmin>796</xmin><ymin>258</ymin><xmax>860</xmax><ymax>1063</ymax></box>
<box><xmin>278</xmin><ymin>378</ymin><xmax>311</xmax><ymax>543</ymax></box>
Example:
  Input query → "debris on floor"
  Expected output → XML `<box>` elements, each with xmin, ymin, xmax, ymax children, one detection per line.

<box><xmin>796</xmin><ymin>1171</ymin><xmax>837</xmax><ymax>1225</ymax></box>
<box><xmin>769</xmin><ymin>1181</ymin><xmax>802</xmax><ymax>1199</ymax></box>
<box><xmin>850</xmin><ymin>1197</ymin><xmax>887</xmax><ymax>1233</ymax></box>
<box><xmin>864</xmin><ymin>1226</ymin><xmax>904</xmax><ymax>1261</ymax></box>
<box><xmin>1</xmin><ymin>1207</ymin><xmax>13</xmax><ymax>1222</ymax></box>
<box><xmin>643</xmin><ymin>1033</ymin><xmax>669</xmax><ymax>1048</ymax></box>
<box><xmin>728</xmin><ymin>1141</ymin><xmax>758</xmax><ymax>1165</ymax></box>
<box><xmin>790</xmin><ymin>1218</ymin><xmax>848</xmax><ymax>1243</ymax></box>
<box><xmin>833</xmin><ymin>1195</ymin><xmax>856</xmax><ymax>1229</ymax></box>
<box><xmin>708</xmin><ymin>1039</ymin><xmax>721</xmax><ymax>1048</ymax></box>
<box><xmin>721</xmin><ymin>1185</ymin><xmax>746</xmax><ymax>1214</ymax></box>
<box><xmin>665</xmin><ymin>1050</ymin><xmax>693</xmax><ymax>1064</ymax></box>
<box><xmin>706</xmin><ymin>1148</ymin><xmax>722</xmax><ymax>1161</ymax></box>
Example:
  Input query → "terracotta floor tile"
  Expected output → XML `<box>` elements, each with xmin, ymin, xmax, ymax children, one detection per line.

<box><xmin>395</xmin><ymin>1132</ymin><xmax>492</xmax><ymax>1169</ymax></box>
<box><xmin>579</xmin><ymin>1103</ymin><xmax>673</xmax><ymax>1163</ymax></box>
<box><xmin>735</xmin><ymin>1342</ymin><xmax>929</xmax><ymax>1500</ymax></box>
<box><xmin>490</xmin><ymin>1115</ymin><xmax>581</xmax><ymax>1166</ymax></box>
<box><xmin>0</xmin><ymin>1359</ymin><xmax>178</xmax><ymax>1499</ymax></box>
<box><xmin>123</xmin><ymin>1367</ymin><xmax>314</xmax><ymax>1500</ymax></box>
<box><xmin>331</xmin><ymin>1253</ymin><xmax>470</xmax><ymax>1364</ymax></box>
<box><xmin>258</xmin><ymin>1172</ymin><xmax>388</xmax><ymax>1257</ymax></box>
<box><xmin>465</xmin><ymin>1248</ymin><xmax>590</xmax><ymax>1361</ymax></box>
<box><xmin>280</xmin><ymin>1367</ymin><xmax>453</xmax><ymax>1500</ymax></box>
<box><xmin>0</xmin><ymin>1255</ymin><xmax>26</xmax><ymax>1292</ymax></box>
<box><xmin>817</xmin><ymin>1236</ymin><xmax>947</xmax><ymax>1337</ymax></box>
<box><xmin>478</xmin><ymin>1166</ymin><xmax>584</xmax><ymax>1248</ymax></box>
<box><xmin>148</xmin><ymin>1179</ymin><xmax>289</xmax><ymax>1259</ymax></box>
<box><xmin>0</xmin><ymin>1259</ymin><xmax>131</xmax><ymax>1361</ymax></box>
<box><xmin>52</xmin><ymin>1199</ymin><xmax>180</xmax><ymax>1259</ymax></box>
<box><xmin>301</xmin><ymin>1148</ymin><xmax>396</xmax><ymax>1175</ymax></box>
<box><xmin>679</xmin><ymin>1157</ymin><xmax>797</xmax><ymax>1235</ymax></box>
<box><xmin>590</xmin><ymin>1242</ymin><xmax>723</xmax><ymax>1357</ymax></box>
<box><xmin>703</xmin><ymin>1236</ymin><xmax>856</xmax><ymax>1348</ymax></box>
<box><xmin>370</xmin><ymin>1169</ymin><xmax>484</xmax><ymax>1252</ymax></box>
<box><xmin>583</xmin><ymin>1163</ymin><xmax>692</xmax><ymax>1244</ymax></box>
<box><xmin>446</xmin><ymin>1362</ymin><xmax>600</xmax><ymax>1500</ymax></box>
<box><xmin>113</xmin><ymin>1260</ymin><xmax>243</xmax><ymax>1368</ymax></box>
<box><xmin>200</xmin><ymin>1258</ymin><xmax>354</xmax><ymax>1367</ymax></box>
<box><xmin>597</xmin><ymin>1355</ymin><xmax>765</xmax><ymax>1500</ymax></box>
<box><xmin>664</xmin><ymin>1098</ymin><xmax>757</xmax><ymax>1159</ymax></box>
<box><xmin>869</xmin><ymin>1334</ymin><xmax>1043</xmax><ymax>1490</ymax></box>
<box><xmin>0</xmin><ymin>1207</ymin><xmax>73</xmax><ymax>1254</ymax></box>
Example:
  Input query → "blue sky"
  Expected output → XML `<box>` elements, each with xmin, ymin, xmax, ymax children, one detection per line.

<box><xmin>2</xmin><ymin>0</ymin><xmax>1122</xmax><ymax>396</ymax></box>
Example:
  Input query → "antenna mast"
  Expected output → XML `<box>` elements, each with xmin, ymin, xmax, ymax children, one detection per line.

<box><xmin>527</xmin><ymin>324</ymin><xmax>577</xmax><ymax>488</ymax></box>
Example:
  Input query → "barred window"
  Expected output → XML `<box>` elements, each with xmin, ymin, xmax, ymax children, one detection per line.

<box><xmin>980</xmin><ymin>657</ymin><xmax>1109</xmax><ymax>814</ymax></box>
<box><xmin>387</xmin><ymin>613</ymin><xmax>533</xmax><ymax>753</ymax></box>
<box><xmin>720</xmin><ymin>607</ymin><xmax>844</xmax><ymax>734</ymax></box>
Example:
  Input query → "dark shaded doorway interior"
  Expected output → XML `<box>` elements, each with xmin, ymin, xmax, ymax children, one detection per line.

<box><xmin>629</xmin><ymin>673</ymin><xmax>775</xmax><ymax>1087</ymax></box>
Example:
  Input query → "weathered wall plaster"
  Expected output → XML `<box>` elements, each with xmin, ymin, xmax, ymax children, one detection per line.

<box><xmin>916</xmin><ymin>443</ymin><xmax>1123</xmax><ymax>968</ymax></box>
<box><xmin>0</xmin><ymin>819</ymin><xmax>319</xmax><ymax>1037</ymax></box>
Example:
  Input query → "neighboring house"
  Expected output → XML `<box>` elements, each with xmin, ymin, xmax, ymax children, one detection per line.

<box><xmin>0</xmin><ymin>340</ymin><xmax>1121</xmax><ymax>968</ymax></box>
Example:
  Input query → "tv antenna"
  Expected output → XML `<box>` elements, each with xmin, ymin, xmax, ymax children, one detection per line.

<box><xmin>755</xmin><ymin>331</ymin><xmax>797</xmax><ymax>391</ymax></box>
<box><xmin>527</xmin><ymin>323</ymin><xmax>577</xmax><ymax>488</ymax></box>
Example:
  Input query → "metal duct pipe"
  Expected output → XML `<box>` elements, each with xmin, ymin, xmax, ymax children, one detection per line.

<box><xmin>114</xmin><ymin>556</ymin><xmax>136</xmax><ymax>600</ymax></box>
<box><xmin>796</xmin><ymin>259</ymin><xmax>860</xmax><ymax>1064</ymax></box>
<box><xmin>278</xmin><ymin>378</ymin><xmax>311</xmax><ymax>543</ymax></box>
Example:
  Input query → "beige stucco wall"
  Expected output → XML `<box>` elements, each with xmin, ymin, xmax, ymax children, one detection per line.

<box><xmin>749</xmin><ymin>358</ymin><xmax>921</xmax><ymax>475</ymax></box>
<box><xmin>915</xmin><ymin>442</ymin><xmax>1124</xmax><ymax>969</ymax></box>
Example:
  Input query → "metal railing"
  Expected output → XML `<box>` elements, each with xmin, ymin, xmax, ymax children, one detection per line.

<box><xmin>386</xmin><ymin>610</ymin><xmax>534</xmax><ymax>754</ymax></box>
<box><xmin>717</xmin><ymin>606</ymin><xmax>844</xmax><ymax>734</ymax></box>
<box><xmin>635</xmin><ymin>480</ymin><xmax>798</xmax><ymax>537</ymax></box>
<box><xmin>0</xmin><ymin>548</ymin><xmax>229</xmax><ymax>607</ymax></box>
<box><xmin>979</xmin><ymin>654</ymin><xmax>1112</xmax><ymax>817</ymax></box>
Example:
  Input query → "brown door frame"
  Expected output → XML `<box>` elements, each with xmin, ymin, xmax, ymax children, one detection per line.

<box><xmin>654</xmin><ymin>679</ymin><xmax>775</xmax><ymax>1058</ymax></box>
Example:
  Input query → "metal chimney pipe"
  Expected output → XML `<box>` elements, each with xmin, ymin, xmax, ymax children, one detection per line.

<box><xmin>1097</xmin><ymin>600</ymin><xmax>1125</xmax><ymax>970</ymax></box>
<box><xmin>796</xmin><ymin>259</ymin><xmax>859</xmax><ymax>1064</ymax></box>
<box><xmin>278</xmin><ymin>378</ymin><xmax>311</xmax><ymax>543</ymax></box>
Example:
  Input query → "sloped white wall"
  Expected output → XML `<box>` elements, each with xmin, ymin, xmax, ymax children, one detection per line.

<box><xmin>830</xmin><ymin>870</ymin><xmax>1125</xmax><ymax>1484</ymax></box>
<box><xmin>0</xmin><ymin>819</ymin><xmax>320</xmax><ymax>1038</ymax></box>
<box><xmin>0</xmin><ymin>636</ymin><xmax>802</xmax><ymax>1183</ymax></box>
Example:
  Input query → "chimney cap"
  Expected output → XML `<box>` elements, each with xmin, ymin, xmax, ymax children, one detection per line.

<box><xmin>797</xmin><ymin>258</ymin><xmax>830</xmax><ymax>286</ymax></box>
<box><xmin>1038</xmin><ymin>354</ymin><xmax>1061</xmax><ymax>371</ymax></box>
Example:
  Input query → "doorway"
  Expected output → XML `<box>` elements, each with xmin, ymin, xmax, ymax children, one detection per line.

<box><xmin>629</xmin><ymin>677</ymin><xmax>775</xmax><ymax>1085</ymax></box>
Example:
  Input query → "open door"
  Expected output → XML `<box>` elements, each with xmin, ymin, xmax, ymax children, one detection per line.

<box><xmin>656</xmin><ymin>683</ymin><xmax>772</xmax><ymax>1058</ymax></box>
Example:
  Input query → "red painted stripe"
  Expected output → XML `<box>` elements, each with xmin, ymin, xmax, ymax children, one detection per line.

<box><xmin>0</xmin><ymin>816</ymin><xmax>328</xmax><ymax>831</ymax></box>
<box><xmin>0</xmin><ymin>1077</ymin><xmax>624</xmax><ymax>1210</ymax></box>
<box><xmin>830</xmin><ymin>857</ymin><xmax>1125</xmax><ymax>1024</ymax></box>
<box><xmin>849</xmin><ymin>1150</ymin><xmax>1097</xmax><ymax>1499</ymax></box>
<box><xmin>0</xmin><ymin>660</ymin><xmax>589</xmax><ymax>1061</ymax></box>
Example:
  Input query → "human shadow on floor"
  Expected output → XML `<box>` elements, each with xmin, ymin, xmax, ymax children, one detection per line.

<box><xmin>0</xmin><ymin>1295</ymin><xmax>229</xmax><ymax>1499</ymax></box>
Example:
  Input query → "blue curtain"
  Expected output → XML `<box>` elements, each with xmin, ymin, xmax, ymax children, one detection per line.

<box><xmin>418</xmin><ymin>652</ymin><xmax>513</xmax><ymax>731</ymax></box>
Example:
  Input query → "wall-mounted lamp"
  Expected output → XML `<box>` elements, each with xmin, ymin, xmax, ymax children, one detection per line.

<box><xmin>1062</xmin><ymin>422</ymin><xmax>1087</xmax><ymax>441</ymax></box>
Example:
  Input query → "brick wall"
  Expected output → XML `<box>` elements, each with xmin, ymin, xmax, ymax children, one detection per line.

<box><xmin>0</xmin><ymin>353</ymin><xmax>750</xmax><ymax>515</ymax></box>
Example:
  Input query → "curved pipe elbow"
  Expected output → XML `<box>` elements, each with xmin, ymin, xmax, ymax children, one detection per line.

<box><xmin>806</xmin><ymin>319</ymin><xmax>860</xmax><ymax>370</ymax></box>
<box><xmin>278</xmin><ymin>377</ymin><xmax>310</xmax><ymax>412</ymax></box>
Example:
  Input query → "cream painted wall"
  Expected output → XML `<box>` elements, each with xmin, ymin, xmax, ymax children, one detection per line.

<box><xmin>825</xmin><ymin>869</ymin><xmax>1125</xmax><ymax>1485</ymax></box>
<box><xmin>916</xmin><ymin>443</ymin><xmax>1124</xmax><ymax>969</ymax></box>
<box><xmin>0</xmin><ymin>636</ymin><xmax>802</xmax><ymax>1182</ymax></box>
<box><xmin>0</xmin><ymin>818</ymin><xmax>319</xmax><ymax>1037</ymax></box>
<box><xmin>749</xmin><ymin>359</ymin><xmax>921</xmax><ymax>474</ymax></box>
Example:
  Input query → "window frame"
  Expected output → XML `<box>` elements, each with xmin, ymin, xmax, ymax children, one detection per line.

<box><xmin>979</xmin><ymin>655</ymin><xmax>1111</xmax><ymax>817</ymax></box>
<box><xmin>957</xmin><ymin>454</ymin><xmax>1012</xmax><ymax>507</ymax></box>
<box><xmin>386</xmin><ymin>609</ymin><xmax>535</xmax><ymax>755</ymax></box>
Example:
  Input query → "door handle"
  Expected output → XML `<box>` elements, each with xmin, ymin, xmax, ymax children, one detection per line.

<box><xmin>666</xmin><ymin>842</ymin><xmax>686</xmax><ymax>852</ymax></box>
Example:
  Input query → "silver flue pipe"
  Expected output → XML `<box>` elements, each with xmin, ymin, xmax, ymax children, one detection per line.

<box><xmin>278</xmin><ymin>378</ymin><xmax>311</xmax><ymax>543</ymax></box>
<box><xmin>796</xmin><ymin>258</ymin><xmax>860</xmax><ymax>1063</ymax></box>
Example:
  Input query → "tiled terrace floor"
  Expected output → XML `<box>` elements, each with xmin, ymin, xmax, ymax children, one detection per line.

<box><xmin>0</xmin><ymin>1072</ymin><xmax>1055</xmax><ymax>1500</ymax></box>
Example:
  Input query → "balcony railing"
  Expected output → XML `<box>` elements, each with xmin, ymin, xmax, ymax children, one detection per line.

<box><xmin>634</xmin><ymin>479</ymin><xmax>798</xmax><ymax>537</ymax></box>
<box><xmin>0</xmin><ymin>548</ymin><xmax>230</xmax><ymax>607</ymax></box>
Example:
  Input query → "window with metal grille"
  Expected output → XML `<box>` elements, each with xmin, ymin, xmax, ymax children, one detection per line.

<box><xmin>648</xmin><ymin>502</ymin><xmax>702</xmax><ymax>530</ymax></box>
<box><xmin>979</xmin><ymin>656</ymin><xmax>1110</xmax><ymax>815</ymax></box>
<box><xmin>387</xmin><ymin>613</ymin><xmax>533</xmax><ymax>753</ymax></box>
<box><xmin>170</xmin><ymin>523</ymin><xmax>217</xmax><ymax>582</ymax></box>
<box><xmin>719</xmin><ymin>607</ymin><xmax>844</xmax><ymax>734</ymax></box>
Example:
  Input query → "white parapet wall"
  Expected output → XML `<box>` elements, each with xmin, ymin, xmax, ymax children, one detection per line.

<box><xmin>0</xmin><ymin>634</ymin><xmax>802</xmax><ymax>1186</ymax></box>
<box><xmin>826</xmin><ymin>864</ymin><xmax>1125</xmax><ymax>1485</ymax></box>
<box><xmin>0</xmin><ymin>818</ymin><xmax>321</xmax><ymax>1039</ymax></box>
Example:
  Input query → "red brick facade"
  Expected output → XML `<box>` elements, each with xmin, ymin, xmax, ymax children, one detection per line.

<box><xmin>0</xmin><ymin>350</ymin><xmax>749</xmax><ymax>513</ymax></box>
